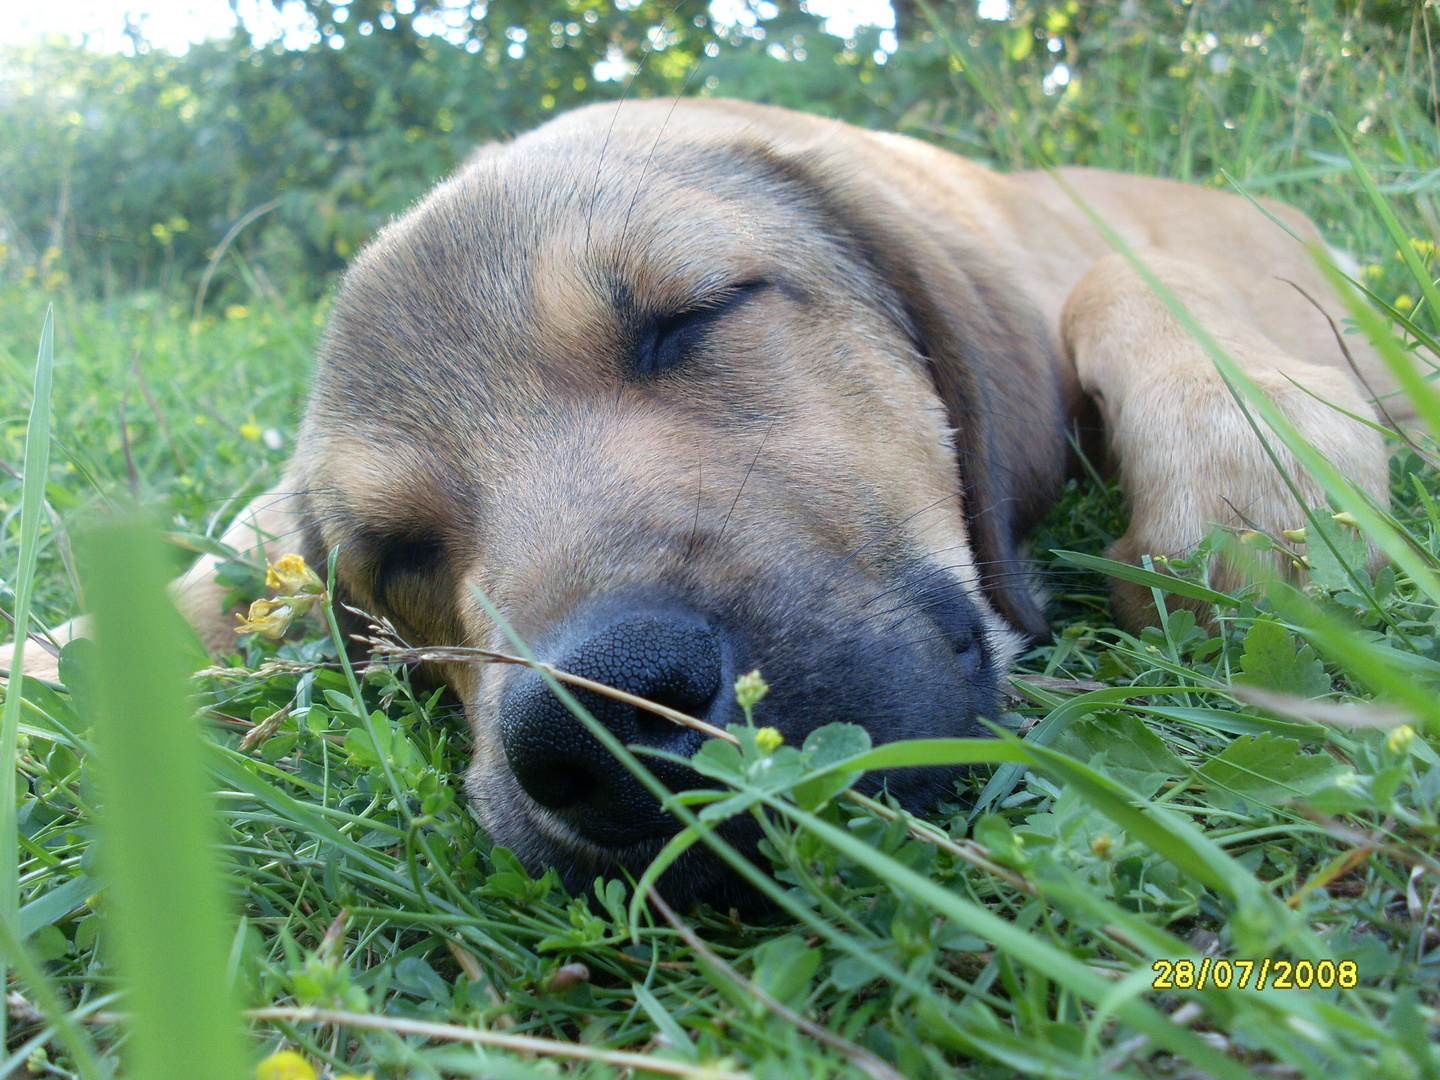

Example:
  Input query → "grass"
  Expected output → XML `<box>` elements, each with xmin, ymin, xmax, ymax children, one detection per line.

<box><xmin>3</xmin><ymin>4</ymin><xmax>1440</xmax><ymax>1078</ymax></box>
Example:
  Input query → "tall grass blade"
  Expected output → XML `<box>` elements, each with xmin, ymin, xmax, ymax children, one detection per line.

<box><xmin>0</xmin><ymin>304</ymin><xmax>55</xmax><ymax>1050</ymax></box>
<box><xmin>1328</xmin><ymin>115</ymin><xmax>1440</xmax><ymax>329</ymax></box>
<box><xmin>79</xmin><ymin>514</ymin><xmax>249</xmax><ymax>1080</ymax></box>
<box><xmin>1311</xmin><ymin>249</ymin><xmax>1440</xmax><ymax>443</ymax></box>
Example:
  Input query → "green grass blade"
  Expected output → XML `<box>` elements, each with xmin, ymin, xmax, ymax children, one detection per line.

<box><xmin>1267</xmin><ymin>584</ymin><xmax>1440</xmax><ymax>732</ymax></box>
<box><xmin>1328</xmin><ymin>114</ymin><xmax>1440</xmax><ymax>330</ymax></box>
<box><xmin>1052</xmin><ymin>549</ymin><xmax>1241</xmax><ymax>607</ymax></box>
<box><xmin>972</xmin><ymin>687</ymin><xmax>1185</xmax><ymax>816</ymax></box>
<box><xmin>79</xmin><ymin>514</ymin><xmax>249</xmax><ymax>1080</ymax></box>
<box><xmin>1311</xmin><ymin>249</ymin><xmax>1440</xmax><ymax>442</ymax></box>
<box><xmin>0</xmin><ymin>304</ymin><xmax>55</xmax><ymax>1050</ymax></box>
<box><xmin>840</xmin><ymin>737</ymin><xmax>1029</xmax><ymax>771</ymax></box>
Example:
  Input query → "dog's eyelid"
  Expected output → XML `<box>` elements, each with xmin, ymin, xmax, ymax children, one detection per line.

<box><xmin>369</xmin><ymin>531</ymin><xmax>448</xmax><ymax>593</ymax></box>
<box><xmin>633</xmin><ymin>280</ymin><xmax>767</xmax><ymax>377</ymax></box>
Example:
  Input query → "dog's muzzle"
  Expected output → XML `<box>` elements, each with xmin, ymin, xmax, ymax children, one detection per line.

<box><xmin>496</xmin><ymin>598</ymin><xmax>731</xmax><ymax>848</ymax></box>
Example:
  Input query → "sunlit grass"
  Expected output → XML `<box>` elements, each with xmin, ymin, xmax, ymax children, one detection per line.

<box><xmin>3</xmin><ymin>5</ymin><xmax>1440</xmax><ymax>1079</ymax></box>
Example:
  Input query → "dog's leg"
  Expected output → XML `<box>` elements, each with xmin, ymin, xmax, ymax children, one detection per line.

<box><xmin>1061</xmin><ymin>251</ymin><xmax>1390</xmax><ymax>628</ymax></box>
<box><xmin>0</xmin><ymin>484</ymin><xmax>305</xmax><ymax>683</ymax></box>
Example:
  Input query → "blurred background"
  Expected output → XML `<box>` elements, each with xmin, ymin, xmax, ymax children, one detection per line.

<box><xmin>0</xmin><ymin>0</ymin><xmax>1427</xmax><ymax>304</ymax></box>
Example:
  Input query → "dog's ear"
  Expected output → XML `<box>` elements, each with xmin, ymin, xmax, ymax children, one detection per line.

<box><xmin>747</xmin><ymin>142</ymin><xmax>1066</xmax><ymax>638</ymax></box>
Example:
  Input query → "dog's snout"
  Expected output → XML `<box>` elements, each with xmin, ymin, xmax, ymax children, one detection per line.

<box><xmin>498</xmin><ymin>603</ymin><xmax>724</xmax><ymax>846</ymax></box>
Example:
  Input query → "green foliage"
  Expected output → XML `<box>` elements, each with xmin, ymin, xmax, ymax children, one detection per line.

<box><xmin>3</xmin><ymin>1</ymin><xmax>1440</xmax><ymax>1077</ymax></box>
<box><xmin>77</xmin><ymin>515</ymin><xmax>250</xmax><ymax>1080</ymax></box>
<box><xmin>6</xmin><ymin>0</ymin><xmax>1437</xmax><ymax>302</ymax></box>
<box><xmin>1237</xmin><ymin>618</ymin><xmax>1331</xmax><ymax>698</ymax></box>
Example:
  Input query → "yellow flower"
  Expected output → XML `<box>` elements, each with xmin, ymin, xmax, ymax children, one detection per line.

<box><xmin>1331</xmin><ymin>511</ymin><xmax>1359</xmax><ymax>529</ymax></box>
<box><xmin>256</xmin><ymin>1050</ymin><xmax>317</xmax><ymax>1080</ymax></box>
<box><xmin>240</xmin><ymin>420</ymin><xmax>263</xmax><ymax>441</ymax></box>
<box><xmin>236</xmin><ymin>598</ymin><xmax>299</xmax><ymax>640</ymax></box>
<box><xmin>734</xmin><ymin>669</ymin><xmax>769</xmax><ymax>712</ymax></box>
<box><xmin>1282</xmin><ymin>527</ymin><xmax>1307</xmax><ymax>543</ymax></box>
<box><xmin>267</xmin><ymin>554</ymin><xmax>326</xmax><ymax>598</ymax></box>
<box><xmin>754</xmin><ymin>727</ymin><xmax>784</xmax><ymax>755</ymax></box>
<box><xmin>238</xmin><ymin>555</ymin><xmax>329</xmax><ymax>638</ymax></box>
<box><xmin>1386</xmin><ymin>725</ymin><xmax>1416</xmax><ymax>756</ymax></box>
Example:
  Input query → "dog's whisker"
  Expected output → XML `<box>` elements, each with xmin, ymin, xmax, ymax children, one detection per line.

<box><xmin>716</xmin><ymin>417</ymin><xmax>777</xmax><ymax>544</ymax></box>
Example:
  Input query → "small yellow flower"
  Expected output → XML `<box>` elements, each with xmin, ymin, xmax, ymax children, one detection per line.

<box><xmin>256</xmin><ymin>1050</ymin><xmax>317</xmax><ymax>1080</ymax></box>
<box><xmin>240</xmin><ymin>420</ymin><xmax>263</xmax><ymax>441</ymax></box>
<box><xmin>238</xmin><ymin>555</ymin><xmax>328</xmax><ymax>638</ymax></box>
<box><xmin>1282</xmin><ymin>527</ymin><xmax>1308</xmax><ymax>543</ymax></box>
<box><xmin>1394</xmin><ymin>294</ymin><xmax>1415</xmax><ymax>313</ymax></box>
<box><xmin>754</xmin><ymin>727</ymin><xmax>784</xmax><ymax>755</ymax></box>
<box><xmin>1239</xmin><ymin>530</ymin><xmax>1272</xmax><ymax>550</ymax></box>
<box><xmin>1331</xmin><ymin>511</ymin><xmax>1360</xmax><ymax>529</ymax></box>
<box><xmin>1386</xmin><ymin>724</ymin><xmax>1416</xmax><ymax>756</ymax></box>
<box><xmin>734</xmin><ymin>669</ymin><xmax>769</xmax><ymax>712</ymax></box>
<box><xmin>1091</xmin><ymin>833</ymin><xmax>1114</xmax><ymax>859</ymax></box>
<box><xmin>236</xmin><ymin>598</ymin><xmax>299</xmax><ymax>640</ymax></box>
<box><xmin>267</xmin><ymin>554</ymin><xmax>326</xmax><ymax>598</ymax></box>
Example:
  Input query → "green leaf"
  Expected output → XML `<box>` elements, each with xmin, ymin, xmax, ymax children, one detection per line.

<box><xmin>690</xmin><ymin>738</ymin><xmax>745</xmax><ymax>784</ymax></box>
<box><xmin>1198</xmin><ymin>734</ymin><xmax>1349</xmax><ymax>812</ymax></box>
<box><xmin>846</xmin><ymin>737</ymin><xmax>1028</xmax><ymax>771</ymax></box>
<box><xmin>801</xmin><ymin>722</ymin><xmax>871</xmax><ymax>768</ymax></box>
<box><xmin>18</xmin><ymin>875</ymin><xmax>92</xmax><ymax>941</ymax></box>
<box><xmin>1052</xmin><ymin>549</ymin><xmax>1239</xmax><ymax>607</ymax></box>
<box><xmin>750</xmin><ymin>935</ymin><xmax>821</xmax><ymax>1010</ymax></box>
<box><xmin>1237</xmin><ymin>619</ymin><xmax>1331</xmax><ymax>698</ymax></box>
<box><xmin>973</xmin><ymin>687</ymin><xmax>1184</xmax><ymax>816</ymax></box>
<box><xmin>1302</xmin><ymin>513</ymin><xmax>1369</xmax><ymax>594</ymax></box>
<box><xmin>632</xmin><ymin>982</ymin><xmax>698</xmax><ymax>1060</ymax></box>
<box><xmin>1053</xmin><ymin>713</ymin><xmax>1184</xmax><ymax>799</ymax></box>
<box><xmin>1017</xmin><ymin>737</ymin><xmax>1266</xmax><ymax>907</ymax></box>
<box><xmin>394</xmin><ymin>956</ymin><xmax>451</xmax><ymax>1006</ymax></box>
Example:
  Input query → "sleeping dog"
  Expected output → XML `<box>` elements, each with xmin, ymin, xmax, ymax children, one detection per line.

<box><xmin>12</xmin><ymin>100</ymin><xmax>1400</xmax><ymax>902</ymax></box>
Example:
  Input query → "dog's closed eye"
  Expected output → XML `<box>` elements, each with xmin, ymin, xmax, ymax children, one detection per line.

<box><xmin>371</xmin><ymin>533</ymin><xmax>447</xmax><ymax>608</ymax></box>
<box><xmin>633</xmin><ymin>281</ymin><xmax>765</xmax><ymax>377</ymax></box>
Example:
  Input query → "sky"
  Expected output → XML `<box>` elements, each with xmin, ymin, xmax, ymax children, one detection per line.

<box><xmin>0</xmin><ymin>0</ymin><xmax>1007</xmax><ymax>54</ymax></box>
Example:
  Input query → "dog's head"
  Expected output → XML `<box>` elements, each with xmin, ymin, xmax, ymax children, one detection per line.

<box><xmin>291</xmin><ymin>100</ymin><xmax>1065</xmax><ymax>903</ymax></box>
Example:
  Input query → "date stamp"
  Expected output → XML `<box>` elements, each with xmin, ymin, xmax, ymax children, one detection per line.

<box><xmin>1151</xmin><ymin>958</ymin><xmax>1357</xmax><ymax>991</ymax></box>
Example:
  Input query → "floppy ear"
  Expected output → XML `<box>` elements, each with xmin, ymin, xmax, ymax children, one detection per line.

<box><xmin>741</xmin><ymin>141</ymin><xmax>1067</xmax><ymax>638</ymax></box>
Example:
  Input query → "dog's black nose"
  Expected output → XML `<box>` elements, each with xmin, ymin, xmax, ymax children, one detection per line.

<box><xmin>498</xmin><ymin>603</ymin><xmax>724</xmax><ymax>846</ymax></box>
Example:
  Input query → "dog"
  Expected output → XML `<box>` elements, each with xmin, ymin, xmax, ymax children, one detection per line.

<box><xmin>8</xmin><ymin>99</ymin><xmax>1402</xmax><ymax>903</ymax></box>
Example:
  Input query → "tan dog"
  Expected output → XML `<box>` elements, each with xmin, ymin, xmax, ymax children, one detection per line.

<box><xmin>10</xmin><ymin>100</ymin><xmax>1399</xmax><ymax>901</ymax></box>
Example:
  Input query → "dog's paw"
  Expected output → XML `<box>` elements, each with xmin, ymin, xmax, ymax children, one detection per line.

<box><xmin>1062</xmin><ymin>250</ymin><xmax>1390</xmax><ymax>631</ymax></box>
<box><xmin>1103</xmin><ymin>361</ymin><xmax>1388</xmax><ymax>629</ymax></box>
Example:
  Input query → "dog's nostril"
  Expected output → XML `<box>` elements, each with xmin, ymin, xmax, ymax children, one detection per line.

<box><xmin>520</xmin><ymin>762</ymin><xmax>598</xmax><ymax>812</ymax></box>
<box><xmin>498</xmin><ymin>602</ymin><xmax>725</xmax><ymax>842</ymax></box>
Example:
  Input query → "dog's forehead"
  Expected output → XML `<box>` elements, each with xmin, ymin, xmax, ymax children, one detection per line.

<box><xmin>307</xmin><ymin>122</ymin><xmax>867</xmax><ymax>435</ymax></box>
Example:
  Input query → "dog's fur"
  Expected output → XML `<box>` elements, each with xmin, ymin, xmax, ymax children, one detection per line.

<box><xmin>9</xmin><ymin>100</ymin><xmax>1404</xmax><ymax>902</ymax></box>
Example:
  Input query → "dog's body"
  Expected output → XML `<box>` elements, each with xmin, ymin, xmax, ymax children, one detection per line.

<box><xmin>12</xmin><ymin>101</ymin><xmax>1400</xmax><ymax>901</ymax></box>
